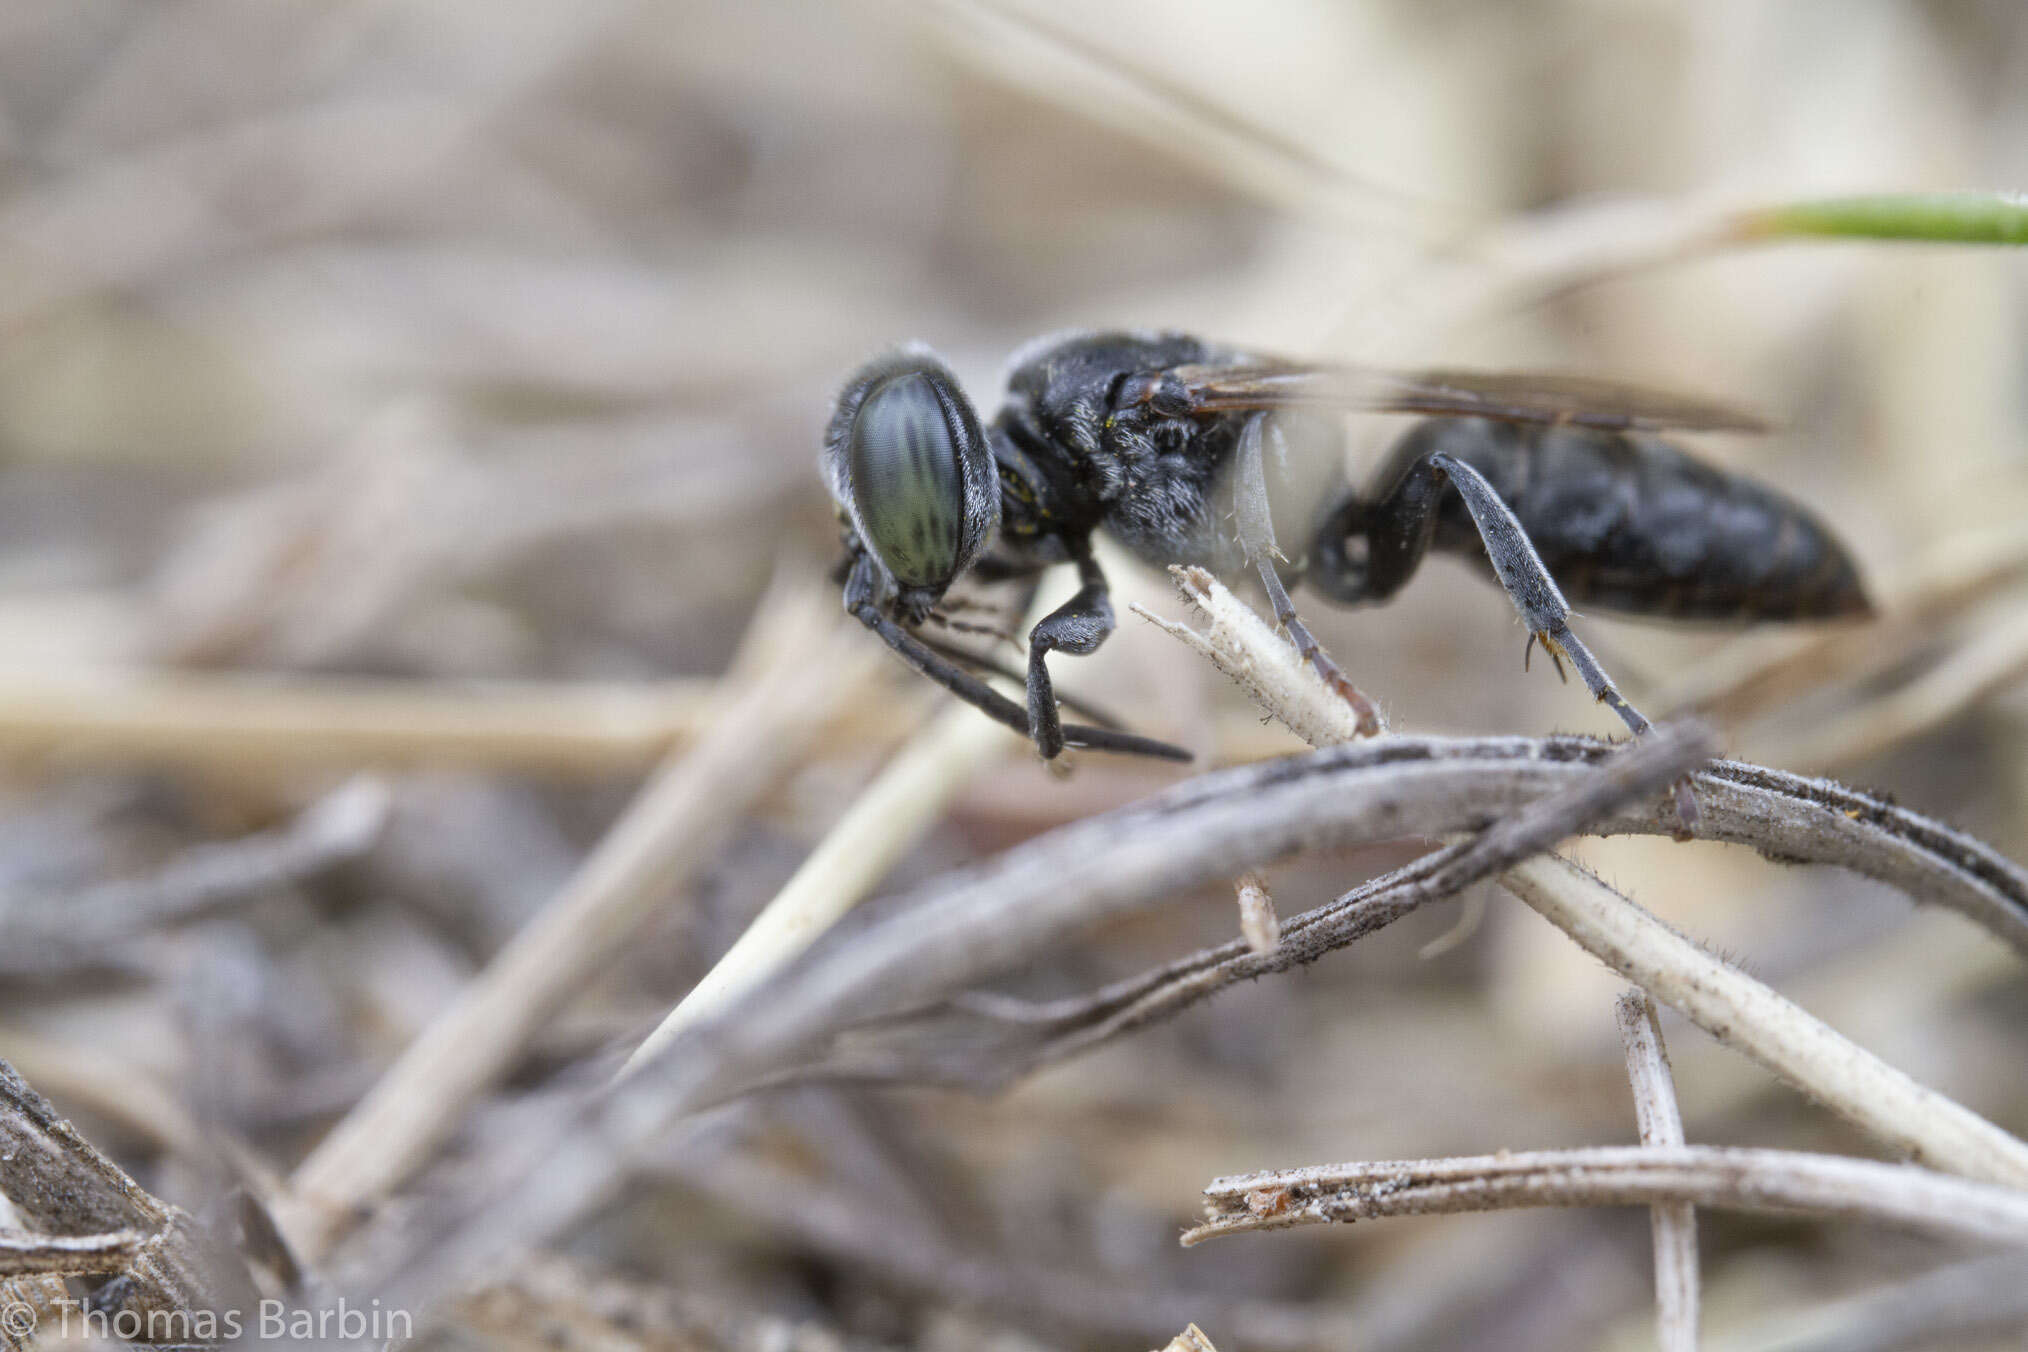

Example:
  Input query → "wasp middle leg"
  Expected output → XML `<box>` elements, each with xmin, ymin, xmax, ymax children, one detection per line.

<box><xmin>1234</xmin><ymin>414</ymin><xmax>1384</xmax><ymax>737</ymax></box>
<box><xmin>1024</xmin><ymin>540</ymin><xmax>1120</xmax><ymax>760</ymax></box>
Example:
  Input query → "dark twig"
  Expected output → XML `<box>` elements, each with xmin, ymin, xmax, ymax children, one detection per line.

<box><xmin>0</xmin><ymin>1059</ymin><xmax>248</xmax><ymax>1331</ymax></box>
<box><xmin>773</xmin><ymin>730</ymin><xmax>2028</xmax><ymax>1092</ymax></box>
<box><xmin>0</xmin><ymin>1059</ymin><xmax>170</xmax><ymax>1235</ymax></box>
<box><xmin>1185</xmin><ymin>1146</ymin><xmax>2028</xmax><ymax>1247</ymax></box>
<box><xmin>798</xmin><ymin>722</ymin><xmax>1711</xmax><ymax>1089</ymax></box>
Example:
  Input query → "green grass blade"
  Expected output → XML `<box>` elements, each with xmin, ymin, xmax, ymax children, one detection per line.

<box><xmin>1737</xmin><ymin>192</ymin><xmax>2028</xmax><ymax>245</ymax></box>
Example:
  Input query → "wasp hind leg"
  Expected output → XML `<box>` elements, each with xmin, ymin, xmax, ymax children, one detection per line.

<box><xmin>1423</xmin><ymin>452</ymin><xmax>1653</xmax><ymax>737</ymax></box>
<box><xmin>1428</xmin><ymin>453</ymin><xmax>1701</xmax><ymax>835</ymax></box>
<box><xmin>1235</xmin><ymin>415</ymin><xmax>1384</xmax><ymax>737</ymax></box>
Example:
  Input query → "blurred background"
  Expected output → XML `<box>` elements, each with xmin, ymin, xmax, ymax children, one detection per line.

<box><xmin>1</xmin><ymin>2</ymin><xmax>2027</xmax><ymax>1349</ymax></box>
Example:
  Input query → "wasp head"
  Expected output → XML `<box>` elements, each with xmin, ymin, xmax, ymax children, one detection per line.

<box><xmin>824</xmin><ymin>348</ymin><xmax>998</xmax><ymax>622</ymax></box>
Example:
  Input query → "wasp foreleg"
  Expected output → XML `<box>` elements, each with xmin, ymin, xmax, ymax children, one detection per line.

<box><xmin>842</xmin><ymin>552</ymin><xmax>1189</xmax><ymax>761</ymax></box>
<box><xmin>916</xmin><ymin>631</ymin><xmax>1131</xmax><ymax>730</ymax></box>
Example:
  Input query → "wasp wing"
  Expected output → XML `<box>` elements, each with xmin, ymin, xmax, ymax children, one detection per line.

<box><xmin>1170</xmin><ymin>361</ymin><xmax>1771</xmax><ymax>434</ymax></box>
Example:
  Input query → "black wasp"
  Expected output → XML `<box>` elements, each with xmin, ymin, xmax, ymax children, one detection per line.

<box><xmin>824</xmin><ymin>330</ymin><xmax>1870</xmax><ymax>762</ymax></box>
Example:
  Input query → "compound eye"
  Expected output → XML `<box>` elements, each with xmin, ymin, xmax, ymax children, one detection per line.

<box><xmin>846</xmin><ymin>368</ymin><xmax>980</xmax><ymax>589</ymax></box>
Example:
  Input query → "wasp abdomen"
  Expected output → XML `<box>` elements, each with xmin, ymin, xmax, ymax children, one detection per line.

<box><xmin>1324</xmin><ymin>418</ymin><xmax>1871</xmax><ymax>622</ymax></box>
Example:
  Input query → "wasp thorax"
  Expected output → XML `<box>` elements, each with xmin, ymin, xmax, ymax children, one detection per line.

<box><xmin>835</xmin><ymin>355</ymin><xmax>993</xmax><ymax>593</ymax></box>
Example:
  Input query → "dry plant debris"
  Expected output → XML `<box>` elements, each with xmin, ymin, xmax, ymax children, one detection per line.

<box><xmin>1159</xmin><ymin>566</ymin><xmax>2028</xmax><ymax>1342</ymax></box>
<box><xmin>1</xmin><ymin>6</ymin><xmax>2027</xmax><ymax>1352</ymax></box>
<box><xmin>1233</xmin><ymin>872</ymin><xmax>1280</xmax><ymax>955</ymax></box>
<box><xmin>0</xmin><ymin>1060</ymin><xmax>251</xmax><ymax>1346</ymax></box>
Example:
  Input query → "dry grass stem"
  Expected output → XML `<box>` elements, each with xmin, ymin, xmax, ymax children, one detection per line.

<box><xmin>1504</xmin><ymin>854</ymin><xmax>2028</xmax><ymax>1185</ymax></box>
<box><xmin>1132</xmin><ymin>565</ymin><xmax>1381</xmax><ymax>747</ymax></box>
<box><xmin>0</xmin><ymin>1060</ymin><xmax>171</xmax><ymax>1236</ymax></box>
<box><xmin>622</xmin><ymin>703</ymin><xmax>1018</xmax><ymax>1076</ymax></box>
<box><xmin>298</xmin><ymin>593</ymin><xmax>2028</xmax><ymax>1338</ymax></box>
<box><xmin>1186</xmin><ymin>1145</ymin><xmax>2028</xmax><ymax>1247</ymax></box>
<box><xmin>0</xmin><ymin>669</ymin><xmax>1281</xmax><ymax>778</ymax></box>
<box><xmin>284</xmin><ymin>581</ymin><xmax>880</xmax><ymax>1260</ymax></box>
<box><xmin>1616</xmin><ymin>991</ymin><xmax>1699</xmax><ymax>1352</ymax></box>
<box><xmin>0</xmin><ymin>673</ymin><xmax>722</xmax><ymax>776</ymax></box>
<box><xmin>1464</xmin><ymin>195</ymin><xmax>1743</xmax><ymax>311</ymax></box>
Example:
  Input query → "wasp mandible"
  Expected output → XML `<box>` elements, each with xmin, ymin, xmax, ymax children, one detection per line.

<box><xmin>823</xmin><ymin>331</ymin><xmax>1871</xmax><ymax>761</ymax></box>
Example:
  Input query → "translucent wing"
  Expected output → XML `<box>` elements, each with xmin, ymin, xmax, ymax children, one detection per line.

<box><xmin>1168</xmin><ymin>360</ymin><xmax>1771</xmax><ymax>434</ymax></box>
